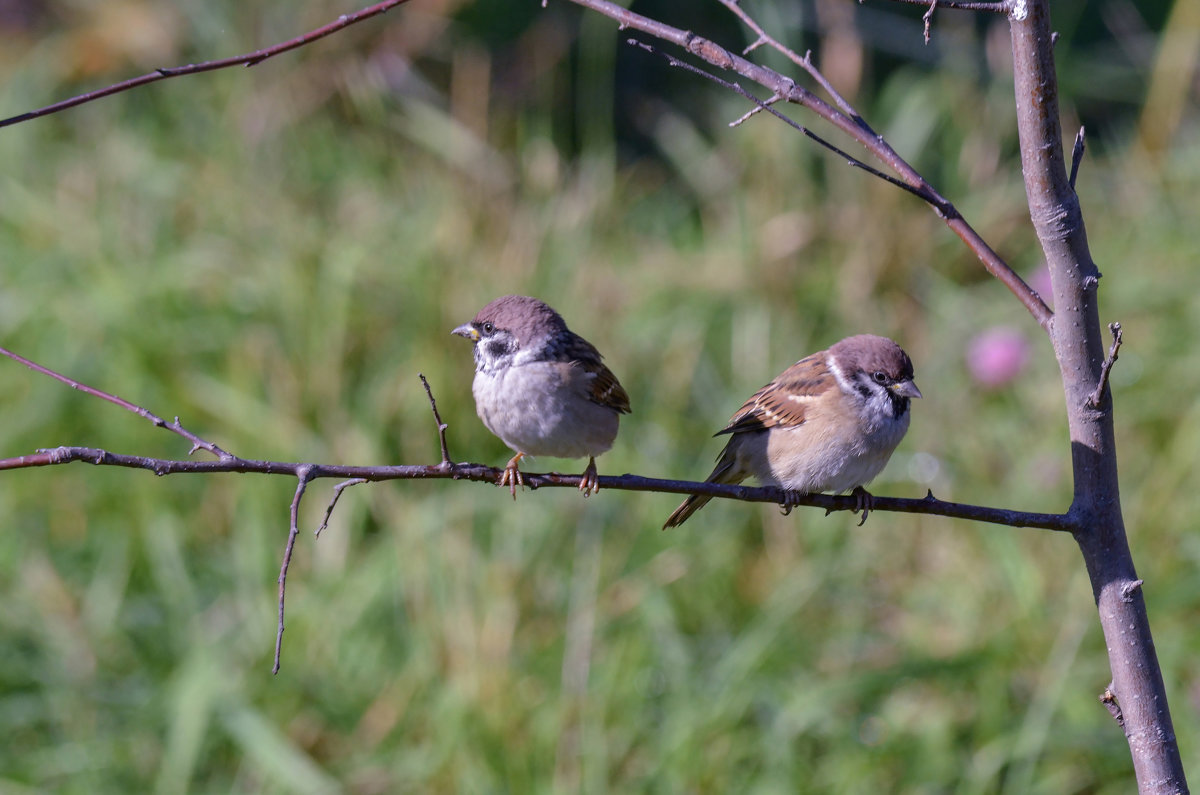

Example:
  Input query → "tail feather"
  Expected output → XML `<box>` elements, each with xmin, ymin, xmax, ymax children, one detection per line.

<box><xmin>662</xmin><ymin>447</ymin><xmax>742</xmax><ymax>529</ymax></box>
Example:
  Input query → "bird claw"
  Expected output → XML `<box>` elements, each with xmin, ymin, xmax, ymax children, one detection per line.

<box><xmin>850</xmin><ymin>486</ymin><xmax>875</xmax><ymax>526</ymax></box>
<box><xmin>777</xmin><ymin>489</ymin><xmax>802</xmax><ymax>515</ymax></box>
<box><xmin>499</xmin><ymin>453</ymin><xmax>526</xmax><ymax>499</ymax></box>
<box><xmin>579</xmin><ymin>457</ymin><xmax>600</xmax><ymax>497</ymax></box>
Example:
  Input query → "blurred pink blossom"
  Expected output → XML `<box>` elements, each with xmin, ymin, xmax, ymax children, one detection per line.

<box><xmin>967</xmin><ymin>326</ymin><xmax>1031</xmax><ymax>388</ymax></box>
<box><xmin>1029</xmin><ymin>265</ymin><xmax>1052</xmax><ymax>308</ymax></box>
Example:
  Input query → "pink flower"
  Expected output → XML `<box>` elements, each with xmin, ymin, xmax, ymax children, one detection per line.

<box><xmin>967</xmin><ymin>327</ymin><xmax>1031</xmax><ymax>388</ymax></box>
<box><xmin>1029</xmin><ymin>266</ymin><xmax>1053</xmax><ymax>309</ymax></box>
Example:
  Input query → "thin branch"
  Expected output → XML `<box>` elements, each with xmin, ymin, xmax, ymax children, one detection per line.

<box><xmin>1069</xmin><ymin>126</ymin><xmax>1086</xmax><ymax>190</ymax></box>
<box><xmin>0</xmin><ymin>444</ymin><xmax>1074</xmax><ymax>531</ymax></box>
<box><xmin>315</xmin><ymin>478</ymin><xmax>368</xmax><ymax>538</ymax></box>
<box><xmin>872</xmin><ymin>0</ymin><xmax>1011</xmax><ymax>11</ymax></box>
<box><xmin>631</xmin><ymin>41</ymin><xmax>930</xmax><ymax>203</ymax></box>
<box><xmin>718</xmin><ymin>0</ymin><xmax>860</xmax><ymax>119</ymax></box>
<box><xmin>923</xmin><ymin>0</ymin><xmax>940</xmax><ymax>45</ymax></box>
<box><xmin>419</xmin><ymin>373</ymin><xmax>452</xmax><ymax>466</ymax></box>
<box><xmin>0</xmin><ymin>0</ymin><xmax>414</xmax><ymax>129</ymax></box>
<box><xmin>730</xmin><ymin>93</ymin><xmax>781</xmax><ymax>128</ymax></box>
<box><xmin>275</xmin><ymin>466</ymin><xmax>313</xmax><ymax>675</ymax></box>
<box><xmin>0</xmin><ymin>345</ymin><xmax>232</xmax><ymax>459</ymax></box>
<box><xmin>1086</xmin><ymin>322</ymin><xmax>1122</xmax><ymax>409</ymax></box>
<box><xmin>565</xmin><ymin>0</ymin><xmax>1053</xmax><ymax>329</ymax></box>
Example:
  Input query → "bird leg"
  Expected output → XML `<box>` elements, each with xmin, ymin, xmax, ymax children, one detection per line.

<box><xmin>499</xmin><ymin>452</ymin><xmax>527</xmax><ymax>499</ymax></box>
<box><xmin>777</xmin><ymin>489</ymin><xmax>804</xmax><ymax>516</ymax></box>
<box><xmin>850</xmin><ymin>486</ymin><xmax>875</xmax><ymax>526</ymax></box>
<box><xmin>579</xmin><ymin>456</ymin><xmax>601</xmax><ymax>497</ymax></box>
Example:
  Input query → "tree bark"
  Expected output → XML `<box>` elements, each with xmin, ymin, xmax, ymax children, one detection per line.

<box><xmin>1009</xmin><ymin>1</ymin><xmax>1187</xmax><ymax>791</ymax></box>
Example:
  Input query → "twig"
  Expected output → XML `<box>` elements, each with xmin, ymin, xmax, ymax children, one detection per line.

<box><xmin>923</xmin><ymin>0</ymin><xmax>939</xmax><ymax>44</ymax></box>
<box><xmin>315</xmin><ymin>478</ymin><xmax>368</xmax><ymax>538</ymax></box>
<box><xmin>873</xmin><ymin>0</ymin><xmax>1010</xmax><ymax>11</ymax></box>
<box><xmin>0</xmin><ymin>345</ymin><xmax>232</xmax><ymax>459</ymax></box>
<box><xmin>0</xmin><ymin>0</ymin><xmax>414</xmax><ymax>129</ymax></box>
<box><xmin>1086</xmin><ymin>322</ymin><xmax>1122</xmax><ymax>409</ymax></box>
<box><xmin>1069</xmin><ymin>126</ymin><xmax>1086</xmax><ymax>190</ymax></box>
<box><xmin>729</xmin><ymin>93</ymin><xmax>780</xmax><ymax>127</ymax></box>
<box><xmin>630</xmin><ymin>40</ymin><xmax>931</xmax><ymax>203</ymax></box>
<box><xmin>275</xmin><ymin>466</ymin><xmax>313</xmax><ymax>674</ymax></box>
<box><xmin>718</xmin><ymin>0</ymin><xmax>860</xmax><ymax>119</ymax></box>
<box><xmin>1100</xmin><ymin>684</ymin><xmax>1126</xmax><ymax>730</ymax></box>
<box><xmin>419</xmin><ymin>373</ymin><xmax>452</xmax><ymax>466</ymax></box>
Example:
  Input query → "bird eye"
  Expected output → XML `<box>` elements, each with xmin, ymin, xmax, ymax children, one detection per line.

<box><xmin>481</xmin><ymin>322</ymin><xmax>495</xmax><ymax>334</ymax></box>
<box><xmin>872</xmin><ymin>371</ymin><xmax>888</xmax><ymax>384</ymax></box>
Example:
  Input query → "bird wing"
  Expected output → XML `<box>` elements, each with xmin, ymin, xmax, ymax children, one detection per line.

<box><xmin>716</xmin><ymin>351</ymin><xmax>831</xmax><ymax>435</ymax></box>
<box><xmin>565</xmin><ymin>333</ymin><xmax>631</xmax><ymax>414</ymax></box>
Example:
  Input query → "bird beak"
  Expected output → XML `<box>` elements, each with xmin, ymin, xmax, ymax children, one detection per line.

<box><xmin>452</xmin><ymin>323</ymin><xmax>479</xmax><ymax>341</ymax></box>
<box><xmin>892</xmin><ymin>380</ymin><xmax>922</xmax><ymax>399</ymax></box>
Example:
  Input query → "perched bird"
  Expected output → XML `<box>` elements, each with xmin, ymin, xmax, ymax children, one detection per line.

<box><xmin>663</xmin><ymin>334</ymin><xmax>920</xmax><ymax>528</ymax></box>
<box><xmin>452</xmin><ymin>295</ymin><xmax>630</xmax><ymax>498</ymax></box>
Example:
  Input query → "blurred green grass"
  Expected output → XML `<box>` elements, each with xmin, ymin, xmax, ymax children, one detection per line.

<box><xmin>1</xmin><ymin>0</ymin><xmax>1198</xmax><ymax>792</ymax></box>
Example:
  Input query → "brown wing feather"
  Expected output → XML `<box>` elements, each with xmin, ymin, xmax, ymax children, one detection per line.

<box><xmin>563</xmin><ymin>332</ymin><xmax>631</xmax><ymax>414</ymax></box>
<box><xmin>716</xmin><ymin>350</ymin><xmax>831</xmax><ymax>436</ymax></box>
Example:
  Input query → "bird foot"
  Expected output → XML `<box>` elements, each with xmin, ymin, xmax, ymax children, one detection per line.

<box><xmin>499</xmin><ymin>452</ymin><xmax>526</xmax><ymax>499</ymax></box>
<box><xmin>850</xmin><ymin>486</ymin><xmax>875</xmax><ymax>526</ymax></box>
<box><xmin>579</xmin><ymin>457</ymin><xmax>600</xmax><ymax>497</ymax></box>
<box><xmin>777</xmin><ymin>489</ymin><xmax>804</xmax><ymax>516</ymax></box>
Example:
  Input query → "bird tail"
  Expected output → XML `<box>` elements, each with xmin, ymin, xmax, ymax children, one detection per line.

<box><xmin>662</xmin><ymin>446</ymin><xmax>743</xmax><ymax>529</ymax></box>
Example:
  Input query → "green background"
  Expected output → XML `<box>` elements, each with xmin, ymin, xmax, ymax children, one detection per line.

<box><xmin>1</xmin><ymin>0</ymin><xmax>1197</xmax><ymax>791</ymax></box>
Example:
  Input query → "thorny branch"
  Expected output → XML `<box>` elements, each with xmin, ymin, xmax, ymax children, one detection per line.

<box><xmin>0</xmin><ymin>0</ymin><xmax>414</xmax><ymax>129</ymax></box>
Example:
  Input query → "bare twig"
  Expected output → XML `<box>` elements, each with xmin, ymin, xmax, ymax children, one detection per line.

<box><xmin>730</xmin><ymin>93</ymin><xmax>781</xmax><ymax>127</ymax></box>
<box><xmin>1069</xmin><ymin>126</ymin><xmax>1086</xmax><ymax>190</ymax></box>
<box><xmin>315</xmin><ymin>478</ymin><xmax>368</xmax><ymax>538</ymax></box>
<box><xmin>275</xmin><ymin>466</ymin><xmax>313</xmax><ymax>674</ymax></box>
<box><xmin>631</xmin><ymin>40</ymin><xmax>931</xmax><ymax>203</ymax></box>
<box><xmin>0</xmin><ymin>0</ymin><xmax>414</xmax><ymax>129</ymax></box>
<box><xmin>1100</xmin><ymin>684</ymin><xmax>1126</xmax><ymax>730</ymax></box>
<box><xmin>874</xmin><ymin>0</ymin><xmax>1010</xmax><ymax>11</ymax></box>
<box><xmin>0</xmin><ymin>345</ymin><xmax>232</xmax><ymax>459</ymax></box>
<box><xmin>923</xmin><ymin>0</ymin><xmax>939</xmax><ymax>44</ymax></box>
<box><xmin>1086</xmin><ymin>322</ymin><xmax>1122</xmax><ymax>409</ymax></box>
<box><xmin>419</xmin><ymin>373</ymin><xmax>453</xmax><ymax>466</ymax></box>
<box><xmin>718</xmin><ymin>0</ymin><xmax>860</xmax><ymax>119</ymax></box>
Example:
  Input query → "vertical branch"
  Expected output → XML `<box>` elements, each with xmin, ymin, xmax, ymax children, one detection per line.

<box><xmin>1009</xmin><ymin>2</ymin><xmax>1185</xmax><ymax>791</ymax></box>
<box><xmin>275</xmin><ymin>466</ymin><xmax>313</xmax><ymax>674</ymax></box>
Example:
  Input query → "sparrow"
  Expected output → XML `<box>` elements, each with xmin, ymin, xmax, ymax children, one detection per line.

<box><xmin>663</xmin><ymin>334</ymin><xmax>920</xmax><ymax>528</ymax></box>
<box><xmin>452</xmin><ymin>295</ymin><xmax>631</xmax><ymax>498</ymax></box>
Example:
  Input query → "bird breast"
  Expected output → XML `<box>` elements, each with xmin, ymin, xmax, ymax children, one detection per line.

<box><xmin>472</xmin><ymin>359</ymin><xmax>620</xmax><ymax>459</ymax></box>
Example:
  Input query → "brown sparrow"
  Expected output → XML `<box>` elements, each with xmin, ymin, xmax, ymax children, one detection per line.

<box><xmin>452</xmin><ymin>295</ymin><xmax>631</xmax><ymax>498</ymax></box>
<box><xmin>663</xmin><ymin>334</ymin><xmax>920</xmax><ymax>528</ymax></box>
